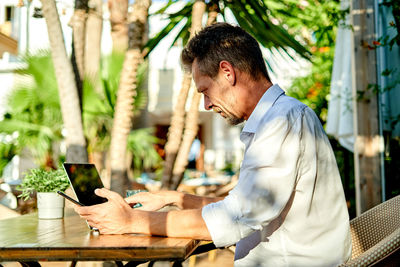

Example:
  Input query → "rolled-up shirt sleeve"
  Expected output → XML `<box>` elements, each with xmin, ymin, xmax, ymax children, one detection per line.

<box><xmin>202</xmin><ymin>107</ymin><xmax>306</xmax><ymax>248</ymax></box>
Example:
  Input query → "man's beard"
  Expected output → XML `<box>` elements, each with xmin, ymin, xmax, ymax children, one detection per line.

<box><xmin>226</xmin><ymin>116</ymin><xmax>244</xmax><ymax>125</ymax></box>
<box><xmin>213</xmin><ymin>107</ymin><xmax>243</xmax><ymax>125</ymax></box>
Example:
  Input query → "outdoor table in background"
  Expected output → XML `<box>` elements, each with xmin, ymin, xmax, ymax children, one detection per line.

<box><xmin>0</xmin><ymin>210</ymin><xmax>200</xmax><ymax>266</ymax></box>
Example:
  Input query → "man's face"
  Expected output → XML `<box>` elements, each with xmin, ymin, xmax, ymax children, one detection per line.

<box><xmin>192</xmin><ymin>60</ymin><xmax>244</xmax><ymax>125</ymax></box>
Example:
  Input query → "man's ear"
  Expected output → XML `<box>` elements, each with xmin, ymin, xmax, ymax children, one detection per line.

<box><xmin>219</xmin><ymin>61</ymin><xmax>236</xmax><ymax>86</ymax></box>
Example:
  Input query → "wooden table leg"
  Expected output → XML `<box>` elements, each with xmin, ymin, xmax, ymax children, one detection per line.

<box><xmin>19</xmin><ymin>262</ymin><xmax>41</xmax><ymax>267</ymax></box>
<box><xmin>172</xmin><ymin>261</ymin><xmax>183</xmax><ymax>267</ymax></box>
<box><xmin>123</xmin><ymin>261</ymin><xmax>148</xmax><ymax>267</ymax></box>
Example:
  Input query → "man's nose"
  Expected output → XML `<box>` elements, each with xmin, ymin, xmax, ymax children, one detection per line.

<box><xmin>203</xmin><ymin>95</ymin><xmax>212</xmax><ymax>110</ymax></box>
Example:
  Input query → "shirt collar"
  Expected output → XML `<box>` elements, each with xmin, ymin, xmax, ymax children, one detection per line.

<box><xmin>241</xmin><ymin>84</ymin><xmax>285</xmax><ymax>134</ymax></box>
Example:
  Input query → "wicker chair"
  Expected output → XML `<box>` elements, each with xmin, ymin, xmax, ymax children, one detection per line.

<box><xmin>340</xmin><ymin>195</ymin><xmax>400</xmax><ymax>266</ymax></box>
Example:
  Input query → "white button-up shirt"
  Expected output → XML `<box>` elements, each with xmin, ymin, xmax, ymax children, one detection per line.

<box><xmin>202</xmin><ymin>84</ymin><xmax>352</xmax><ymax>266</ymax></box>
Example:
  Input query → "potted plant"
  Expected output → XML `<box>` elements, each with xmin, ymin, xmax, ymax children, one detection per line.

<box><xmin>18</xmin><ymin>168</ymin><xmax>70</xmax><ymax>219</ymax></box>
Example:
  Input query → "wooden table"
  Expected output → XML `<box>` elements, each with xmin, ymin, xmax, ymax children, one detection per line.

<box><xmin>0</xmin><ymin>210</ymin><xmax>200</xmax><ymax>266</ymax></box>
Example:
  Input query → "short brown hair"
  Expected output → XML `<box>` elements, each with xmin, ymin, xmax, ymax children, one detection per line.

<box><xmin>181</xmin><ymin>22</ymin><xmax>270</xmax><ymax>81</ymax></box>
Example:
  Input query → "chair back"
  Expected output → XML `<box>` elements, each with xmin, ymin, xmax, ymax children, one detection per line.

<box><xmin>342</xmin><ymin>195</ymin><xmax>400</xmax><ymax>266</ymax></box>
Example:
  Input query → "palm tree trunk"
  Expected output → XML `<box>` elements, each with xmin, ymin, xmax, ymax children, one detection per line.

<box><xmin>170</xmin><ymin>8</ymin><xmax>217</xmax><ymax>190</ymax></box>
<box><xmin>206</xmin><ymin>2</ymin><xmax>219</xmax><ymax>26</ymax></box>
<box><xmin>161</xmin><ymin>72</ymin><xmax>192</xmax><ymax>189</ymax></box>
<box><xmin>161</xmin><ymin>0</ymin><xmax>206</xmax><ymax>189</ymax></box>
<box><xmin>70</xmin><ymin>0</ymin><xmax>88</xmax><ymax>80</ymax></box>
<box><xmin>108</xmin><ymin>0</ymin><xmax>129</xmax><ymax>53</ymax></box>
<box><xmin>170</xmin><ymin>91</ymin><xmax>202</xmax><ymax>189</ymax></box>
<box><xmin>109</xmin><ymin>0</ymin><xmax>151</xmax><ymax>195</ymax></box>
<box><xmin>41</xmin><ymin>0</ymin><xmax>88</xmax><ymax>163</ymax></box>
<box><xmin>85</xmin><ymin>0</ymin><xmax>103</xmax><ymax>89</ymax></box>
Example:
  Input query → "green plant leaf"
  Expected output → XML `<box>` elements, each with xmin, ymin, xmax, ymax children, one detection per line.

<box><xmin>17</xmin><ymin>168</ymin><xmax>70</xmax><ymax>200</ymax></box>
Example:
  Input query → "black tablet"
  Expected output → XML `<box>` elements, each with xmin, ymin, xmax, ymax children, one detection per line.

<box><xmin>63</xmin><ymin>163</ymin><xmax>107</xmax><ymax>206</ymax></box>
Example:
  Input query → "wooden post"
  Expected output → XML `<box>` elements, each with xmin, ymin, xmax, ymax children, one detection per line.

<box><xmin>350</xmin><ymin>0</ymin><xmax>382</xmax><ymax>215</ymax></box>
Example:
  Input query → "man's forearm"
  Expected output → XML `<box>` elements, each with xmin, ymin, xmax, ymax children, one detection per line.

<box><xmin>130</xmin><ymin>208</ymin><xmax>212</xmax><ymax>240</ymax></box>
<box><xmin>170</xmin><ymin>191</ymin><xmax>224</xmax><ymax>209</ymax></box>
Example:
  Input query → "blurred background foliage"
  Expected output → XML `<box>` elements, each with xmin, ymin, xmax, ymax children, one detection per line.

<box><xmin>83</xmin><ymin>51</ymin><xmax>162</xmax><ymax>178</ymax></box>
<box><xmin>0</xmin><ymin>51</ymin><xmax>63</xmax><ymax>169</ymax></box>
<box><xmin>0</xmin><ymin>51</ymin><xmax>161</xmax><ymax>177</ymax></box>
<box><xmin>280</xmin><ymin>0</ymin><xmax>347</xmax><ymax>125</ymax></box>
<box><xmin>0</xmin><ymin>141</ymin><xmax>18</xmax><ymax>177</ymax></box>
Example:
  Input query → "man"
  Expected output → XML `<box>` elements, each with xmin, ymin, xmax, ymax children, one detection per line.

<box><xmin>75</xmin><ymin>23</ymin><xmax>352</xmax><ymax>266</ymax></box>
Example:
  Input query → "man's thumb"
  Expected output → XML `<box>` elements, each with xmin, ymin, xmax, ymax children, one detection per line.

<box><xmin>94</xmin><ymin>188</ymin><xmax>111</xmax><ymax>198</ymax></box>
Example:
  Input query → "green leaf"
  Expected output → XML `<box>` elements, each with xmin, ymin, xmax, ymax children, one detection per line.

<box><xmin>17</xmin><ymin>168</ymin><xmax>70</xmax><ymax>200</ymax></box>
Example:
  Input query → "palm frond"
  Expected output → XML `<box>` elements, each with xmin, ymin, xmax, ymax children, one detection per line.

<box><xmin>227</xmin><ymin>0</ymin><xmax>310</xmax><ymax>60</ymax></box>
<box><xmin>0</xmin><ymin>120</ymin><xmax>56</xmax><ymax>139</ymax></box>
<box><xmin>144</xmin><ymin>1</ymin><xmax>193</xmax><ymax>57</ymax></box>
<box><xmin>151</xmin><ymin>0</ymin><xmax>180</xmax><ymax>15</ymax></box>
<box><xmin>1</xmin><ymin>51</ymin><xmax>63</xmax><ymax>167</ymax></box>
<box><xmin>127</xmin><ymin>128</ymin><xmax>162</xmax><ymax>173</ymax></box>
<box><xmin>146</xmin><ymin>0</ymin><xmax>314</xmax><ymax>64</ymax></box>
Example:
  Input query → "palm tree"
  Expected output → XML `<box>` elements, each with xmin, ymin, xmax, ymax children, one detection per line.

<box><xmin>160</xmin><ymin>72</ymin><xmax>192</xmax><ymax>189</ymax></box>
<box><xmin>109</xmin><ymin>0</ymin><xmax>152</xmax><ymax>195</ymax></box>
<box><xmin>70</xmin><ymin>0</ymin><xmax>88</xmax><ymax>81</ymax></box>
<box><xmin>108</xmin><ymin>0</ymin><xmax>129</xmax><ymax>52</ymax></box>
<box><xmin>40</xmin><ymin>0</ymin><xmax>88</xmax><ymax>163</ymax></box>
<box><xmin>143</xmin><ymin>0</ymin><xmax>310</xmax><ymax>60</ymax></box>
<box><xmin>160</xmin><ymin>0</ymin><xmax>206</xmax><ymax>189</ymax></box>
<box><xmin>82</xmin><ymin>53</ymin><xmax>150</xmax><ymax>175</ymax></box>
<box><xmin>170</xmin><ymin>3</ymin><xmax>218</xmax><ymax>190</ymax></box>
<box><xmin>84</xmin><ymin>0</ymin><xmax>103</xmax><ymax>93</ymax></box>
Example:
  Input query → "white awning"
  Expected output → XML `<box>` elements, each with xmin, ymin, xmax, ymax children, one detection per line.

<box><xmin>326</xmin><ymin>0</ymin><xmax>354</xmax><ymax>152</ymax></box>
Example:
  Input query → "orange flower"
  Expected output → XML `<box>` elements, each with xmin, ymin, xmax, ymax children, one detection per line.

<box><xmin>319</xmin><ymin>47</ymin><xmax>330</xmax><ymax>53</ymax></box>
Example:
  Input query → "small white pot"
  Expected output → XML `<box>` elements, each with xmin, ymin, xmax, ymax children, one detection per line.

<box><xmin>37</xmin><ymin>192</ymin><xmax>65</xmax><ymax>219</ymax></box>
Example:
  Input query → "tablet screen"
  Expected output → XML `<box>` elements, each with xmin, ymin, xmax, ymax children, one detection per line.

<box><xmin>63</xmin><ymin>163</ymin><xmax>107</xmax><ymax>206</ymax></box>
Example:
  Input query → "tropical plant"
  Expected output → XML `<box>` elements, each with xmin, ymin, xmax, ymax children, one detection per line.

<box><xmin>17</xmin><ymin>168</ymin><xmax>70</xmax><ymax>201</ymax></box>
<box><xmin>109</xmin><ymin>0</ymin><xmax>152</xmax><ymax>195</ymax></box>
<box><xmin>83</xmin><ymin>53</ymin><xmax>149</xmax><ymax>166</ymax></box>
<box><xmin>0</xmin><ymin>52</ymin><xmax>63</xmax><ymax>168</ymax></box>
<box><xmin>0</xmin><ymin>140</ymin><xmax>18</xmax><ymax>177</ymax></box>
<box><xmin>41</xmin><ymin>0</ymin><xmax>88</xmax><ymax>163</ymax></box>
<box><xmin>127</xmin><ymin>128</ymin><xmax>162</xmax><ymax>178</ymax></box>
<box><xmin>268</xmin><ymin>1</ymin><xmax>346</xmax><ymax>125</ymax></box>
<box><xmin>143</xmin><ymin>0</ymin><xmax>311</xmax><ymax>60</ymax></box>
<box><xmin>0</xmin><ymin>49</ymin><xmax>154</xmax><ymax>175</ymax></box>
<box><xmin>287</xmin><ymin>48</ymin><xmax>335</xmax><ymax>124</ymax></box>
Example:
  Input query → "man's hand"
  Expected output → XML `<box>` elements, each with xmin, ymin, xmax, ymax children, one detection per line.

<box><xmin>74</xmin><ymin>188</ymin><xmax>213</xmax><ymax>239</ymax></box>
<box><xmin>125</xmin><ymin>191</ymin><xmax>180</xmax><ymax>211</ymax></box>
<box><xmin>74</xmin><ymin>188</ymin><xmax>134</xmax><ymax>234</ymax></box>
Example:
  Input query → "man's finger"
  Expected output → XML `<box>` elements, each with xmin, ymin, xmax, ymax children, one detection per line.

<box><xmin>95</xmin><ymin>188</ymin><xmax>121</xmax><ymax>201</ymax></box>
<box><xmin>74</xmin><ymin>205</ymin><xmax>94</xmax><ymax>216</ymax></box>
<box><xmin>124</xmin><ymin>194</ymin><xmax>146</xmax><ymax>203</ymax></box>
